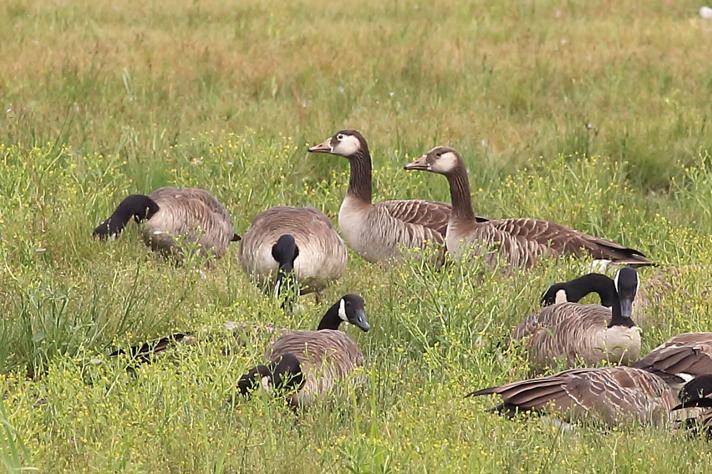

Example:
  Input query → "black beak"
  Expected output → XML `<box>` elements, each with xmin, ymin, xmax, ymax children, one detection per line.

<box><xmin>351</xmin><ymin>309</ymin><xmax>370</xmax><ymax>332</ymax></box>
<box><xmin>403</xmin><ymin>155</ymin><xmax>430</xmax><ymax>171</ymax></box>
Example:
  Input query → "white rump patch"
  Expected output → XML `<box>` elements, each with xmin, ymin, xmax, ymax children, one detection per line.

<box><xmin>338</xmin><ymin>298</ymin><xmax>348</xmax><ymax>321</ymax></box>
<box><xmin>333</xmin><ymin>134</ymin><xmax>361</xmax><ymax>156</ymax></box>
<box><xmin>591</xmin><ymin>259</ymin><xmax>611</xmax><ymax>273</ymax></box>
<box><xmin>555</xmin><ymin>289</ymin><xmax>568</xmax><ymax>304</ymax></box>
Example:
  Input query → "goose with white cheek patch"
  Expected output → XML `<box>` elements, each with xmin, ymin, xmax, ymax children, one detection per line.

<box><xmin>467</xmin><ymin>366</ymin><xmax>712</xmax><ymax>430</ymax></box>
<box><xmin>514</xmin><ymin>267</ymin><xmax>642</xmax><ymax>370</ymax></box>
<box><xmin>236</xmin><ymin>294</ymin><xmax>370</xmax><ymax>408</ymax></box>
<box><xmin>403</xmin><ymin>147</ymin><xmax>653</xmax><ymax>268</ymax></box>
<box><xmin>239</xmin><ymin>206</ymin><xmax>347</xmax><ymax>299</ymax></box>
<box><xmin>541</xmin><ymin>271</ymin><xmax>650</xmax><ymax>330</ymax></box>
<box><xmin>93</xmin><ymin>187</ymin><xmax>239</xmax><ymax>259</ymax></box>
<box><xmin>307</xmin><ymin>130</ymin><xmax>488</xmax><ymax>263</ymax></box>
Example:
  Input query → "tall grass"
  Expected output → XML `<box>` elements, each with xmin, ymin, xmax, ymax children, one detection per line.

<box><xmin>2</xmin><ymin>0</ymin><xmax>712</xmax><ymax>472</ymax></box>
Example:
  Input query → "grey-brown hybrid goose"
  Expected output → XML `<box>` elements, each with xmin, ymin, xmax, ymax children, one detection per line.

<box><xmin>239</xmin><ymin>206</ymin><xmax>347</xmax><ymax>297</ymax></box>
<box><xmin>237</xmin><ymin>294</ymin><xmax>369</xmax><ymax>407</ymax></box>
<box><xmin>93</xmin><ymin>187</ymin><xmax>238</xmax><ymax>258</ymax></box>
<box><xmin>307</xmin><ymin>130</ymin><xmax>488</xmax><ymax>263</ymax></box>
<box><xmin>514</xmin><ymin>267</ymin><xmax>641</xmax><ymax>370</ymax></box>
<box><xmin>467</xmin><ymin>366</ymin><xmax>712</xmax><ymax>429</ymax></box>
<box><xmin>404</xmin><ymin>147</ymin><xmax>652</xmax><ymax>268</ymax></box>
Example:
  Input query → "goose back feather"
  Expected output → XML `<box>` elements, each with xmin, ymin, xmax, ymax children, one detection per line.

<box><xmin>468</xmin><ymin>366</ymin><xmax>678</xmax><ymax>427</ymax></box>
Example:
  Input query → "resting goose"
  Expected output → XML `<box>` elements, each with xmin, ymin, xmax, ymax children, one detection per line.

<box><xmin>467</xmin><ymin>366</ymin><xmax>712</xmax><ymax>428</ymax></box>
<box><xmin>93</xmin><ymin>187</ymin><xmax>239</xmax><ymax>258</ymax></box>
<box><xmin>403</xmin><ymin>147</ymin><xmax>652</xmax><ymax>268</ymax></box>
<box><xmin>239</xmin><ymin>206</ymin><xmax>347</xmax><ymax>297</ymax></box>
<box><xmin>307</xmin><ymin>130</ymin><xmax>487</xmax><ymax>262</ymax></box>
<box><xmin>632</xmin><ymin>332</ymin><xmax>712</xmax><ymax>388</ymax></box>
<box><xmin>513</xmin><ymin>267</ymin><xmax>641</xmax><ymax>369</ymax></box>
<box><xmin>237</xmin><ymin>294</ymin><xmax>370</xmax><ymax>407</ymax></box>
<box><xmin>541</xmin><ymin>271</ymin><xmax>650</xmax><ymax>329</ymax></box>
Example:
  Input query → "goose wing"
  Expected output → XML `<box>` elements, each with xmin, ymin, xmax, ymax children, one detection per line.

<box><xmin>633</xmin><ymin>332</ymin><xmax>712</xmax><ymax>379</ymax></box>
<box><xmin>468</xmin><ymin>367</ymin><xmax>676</xmax><ymax>426</ymax></box>
<box><xmin>378</xmin><ymin>199</ymin><xmax>452</xmax><ymax>236</ymax></box>
<box><xmin>487</xmin><ymin>218</ymin><xmax>652</xmax><ymax>265</ymax></box>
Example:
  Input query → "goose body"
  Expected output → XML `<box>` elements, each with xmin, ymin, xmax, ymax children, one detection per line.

<box><xmin>468</xmin><ymin>366</ymin><xmax>680</xmax><ymax>427</ymax></box>
<box><xmin>237</xmin><ymin>294</ymin><xmax>370</xmax><ymax>407</ymax></box>
<box><xmin>514</xmin><ymin>268</ymin><xmax>641</xmax><ymax>369</ymax></box>
<box><xmin>404</xmin><ymin>147</ymin><xmax>652</xmax><ymax>268</ymax></box>
<box><xmin>308</xmin><ymin>130</ymin><xmax>487</xmax><ymax>263</ymax></box>
<box><xmin>633</xmin><ymin>332</ymin><xmax>712</xmax><ymax>387</ymax></box>
<box><xmin>239</xmin><ymin>206</ymin><xmax>347</xmax><ymax>294</ymax></box>
<box><xmin>93</xmin><ymin>187</ymin><xmax>238</xmax><ymax>258</ymax></box>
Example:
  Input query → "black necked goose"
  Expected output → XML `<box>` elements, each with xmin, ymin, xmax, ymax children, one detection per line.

<box><xmin>403</xmin><ymin>147</ymin><xmax>652</xmax><ymax>268</ymax></box>
<box><xmin>307</xmin><ymin>130</ymin><xmax>488</xmax><ymax>263</ymax></box>
<box><xmin>237</xmin><ymin>294</ymin><xmax>370</xmax><ymax>408</ymax></box>
<box><xmin>540</xmin><ymin>271</ymin><xmax>649</xmax><ymax>329</ymax></box>
<box><xmin>467</xmin><ymin>366</ymin><xmax>712</xmax><ymax>429</ymax></box>
<box><xmin>239</xmin><ymin>206</ymin><xmax>347</xmax><ymax>298</ymax></box>
<box><xmin>93</xmin><ymin>187</ymin><xmax>239</xmax><ymax>258</ymax></box>
<box><xmin>513</xmin><ymin>267</ymin><xmax>641</xmax><ymax>369</ymax></box>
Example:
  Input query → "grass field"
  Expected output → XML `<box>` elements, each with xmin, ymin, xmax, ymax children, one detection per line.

<box><xmin>2</xmin><ymin>0</ymin><xmax>712</xmax><ymax>472</ymax></box>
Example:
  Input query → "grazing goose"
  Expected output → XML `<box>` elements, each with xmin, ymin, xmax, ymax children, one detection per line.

<box><xmin>541</xmin><ymin>271</ymin><xmax>650</xmax><ymax>329</ymax></box>
<box><xmin>237</xmin><ymin>353</ymin><xmax>306</xmax><ymax>405</ymax></box>
<box><xmin>93</xmin><ymin>187</ymin><xmax>239</xmax><ymax>258</ymax></box>
<box><xmin>467</xmin><ymin>366</ymin><xmax>712</xmax><ymax>428</ymax></box>
<box><xmin>633</xmin><ymin>332</ymin><xmax>712</xmax><ymax>387</ymax></box>
<box><xmin>239</xmin><ymin>206</ymin><xmax>347</xmax><ymax>297</ymax></box>
<box><xmin>513</xmin><ymin>267</ymin><xmax>641</xmax><ymax>370</ymax></box>
<box><xmin>403</xmin><ymin>147</ymin><xmax>652</xmax><ymax>268</ymax></box>
<box><xmin>237</xmin><ymin>294</ymin><xmax>370</xmax><ymax>407</ymax></box>
<box><xmin>307</xmin><ymin>130</ymin><xmax>488</xmax><ymax>262</ymax></box>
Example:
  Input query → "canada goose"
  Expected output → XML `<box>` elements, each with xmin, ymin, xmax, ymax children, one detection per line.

<box><xmin>540</xmin><ymin>271</ymin><xmax>649</xmax><ymax>329</ymax></box>
<box><xmin>513</xmin><ymin>267</ymin><xmax>641</xmax><ymax>369</ymax></box>
<box><xmin>237</xmin><ymin>294</ymin><xmax>370</xmax><ymax>407</ymax></box>
<box><xmin>467</xmin><ymin>366</ymin><xmax>712</xmax><ymax>428</ymax></box>
<box><xmin>403</xmin><ymin>147</ymin><xmax>652</xmax><ymax>268</ymax></box>
<box><xmin>239</xmin><ymin>206</ymin><xmax>347</xmax><ymax>297</ymax></box>
<box><xmin>93</xmin><ymin>187</ymin><xmax>239</xmax><ymax>258</ymax></box>
<box><xmin>632</xmin><ymin>332</ymin><xmax>712</xmax><ymax>387</ymax></box>
<box><xmin>237</xmin><ymin>353</ymin><xmax>305</xmax><ymax>405</ymax></box>
<box><xmin>307</xmin><ymin>130</ymin><xmax>488</xmax><ymax>263</ymax></box>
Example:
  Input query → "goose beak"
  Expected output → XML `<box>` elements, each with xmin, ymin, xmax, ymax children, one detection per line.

<box><xmin>352</xmin><ymin>309</ymin><xmax>370</xmax><ymax>332</ymax></box>
<box><xmin>308</xmin><ymin>138</ymin><xmax>333</xmax><ymax>154</ymax></box>
<box><xmin>619</xmin><ymin>297</ymin><xmax>633</xmax><ymax>319</ymax></box>
<box><xmin>404</xmin><ymin>155</ymin><xmax>431</xmax><ymax>171</ymax></box>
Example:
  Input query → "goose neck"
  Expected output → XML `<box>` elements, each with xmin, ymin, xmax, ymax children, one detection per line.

<box><xmin>317</xmin><ymin>301</ymin><xmax>344</xmax><ymax>331</ymax></box>
<box><xmin>446</xmin><ymin>168</ymin><xmax>476</xmax><ymax>223</ymax></box>
<box><xmin>347</xmin><ymin>150</ymin><xmax>372</xmax><ymax>204</ymax></box>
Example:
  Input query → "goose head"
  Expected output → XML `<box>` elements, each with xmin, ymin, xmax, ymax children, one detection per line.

<box><xmin>674</xmin><ymin>374</ymin><xmax>712</xmax><ymax>409</ymax></box>
<box><xmin>613</xmin><ymin>267</ymin><xmax>638</xmax><ymax>319</ymax></box>
<box><xmin>404</xmin><ymin>146</ymin><xmax>463</xmax><ymax>176</ymax></box>
<box><xmin>237</xmin><ymin>353</ymin><xmax>305</xmax><ymax>397</ymax></box>
<box><xmin>93</xmin><ymin>194</ymin><xmax>160</xmax><ymax>239</ymax></box>
<box><xmin>318</xmin><ymin>294</ymin><xmax>370</xmax><ymax>332</ymax></box>
<box><xmin>308</xmin><ymin>130</ymin><xmax>369</xmax><ymax>159</ymax></box>
<box><xmin>271</xmin><ymin>234</ymin><xmax>300</xmax><ymax>304</ymax></box>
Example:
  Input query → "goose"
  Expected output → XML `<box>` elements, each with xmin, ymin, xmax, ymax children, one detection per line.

<box><xmin>307</xmin><ymin>130</ymin><xmax>488</xmax><ymax>263</ymax></box>
<box><xmin>93</xmin><ymin>187</ymin><xmax>239</xmax><ymax>258</ymax></box>
<box><xmin>540</xmin><ymin>271</ymin><xmax>649</xmax><ymax>329</ymax></box>
<box><xmin>632</xmin><ymin>332</ymin><xmax>712</xmax><ymax>388</ymax></box>
<box><xmin>403</xmin><ymin>147</ymin><xmax>652</xmax><ymax>268</ymax></box>
<box><xmin>237</xmin><ymin>294</ymin><xmax>370</xmax><ymax>407</ymax></box>
<box><xmin>467</xmin><ymin>366</ymin><xmax>712</xmax><ymax>428</ymax></box>
<box><xmin>513</xmin><ymin>267</ymin><xmax>641</xmax><ymax>370</ymax></box>
<box><xmin>239</xmin><ymin>206</ymin><xmax>347</xmax><ymax>297</ymax></box>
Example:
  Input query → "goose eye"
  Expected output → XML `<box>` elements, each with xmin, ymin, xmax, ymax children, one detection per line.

<box><xmin>336</xmin><ymin>134</ymin><xmax>344</xmax><ymax>141</ymax></box>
